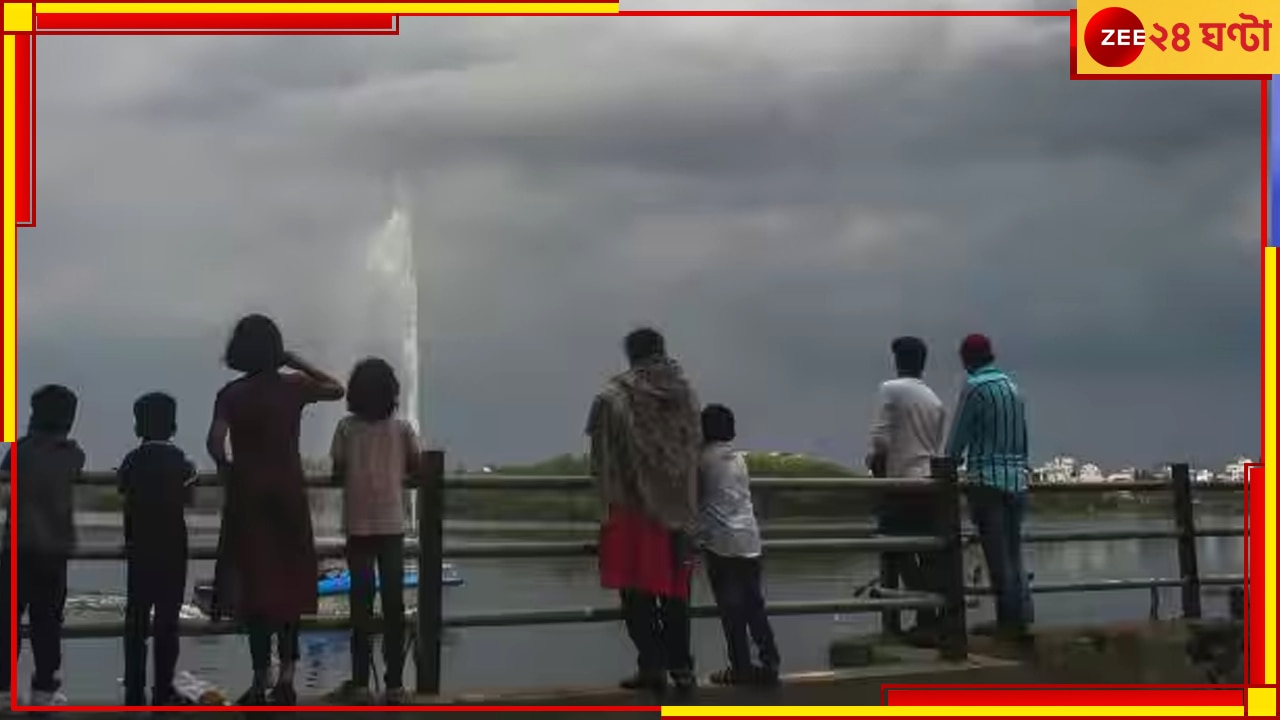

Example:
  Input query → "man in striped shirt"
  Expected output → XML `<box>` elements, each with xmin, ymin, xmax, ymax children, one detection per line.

<box><xmin>945</xmin><ymin>334</ymin><xmax>1032</xmax><ymax>641</ymax></box>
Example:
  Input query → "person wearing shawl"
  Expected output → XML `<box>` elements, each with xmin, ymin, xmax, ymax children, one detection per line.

<box><xmin>586</xmin><ymin>327</ymin><xmax>701</xmax><ymax>694</ymax></box>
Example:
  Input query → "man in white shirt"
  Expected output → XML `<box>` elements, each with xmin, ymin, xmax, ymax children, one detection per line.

<box><xmin>866</xmin><ymin>336</ymin><xmax>948</xmax><ymax>644</ymax></box>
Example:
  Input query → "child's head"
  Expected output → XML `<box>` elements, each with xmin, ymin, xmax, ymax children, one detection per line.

<box><xmin>29</xmin><ymin>384</ymin><xmax>78</xmax><ymax>437</ymax></box>
<box><xmin>224</xmin><ymin>314</ymin><xmax>285</xmax><ymax>374</ymax></box>
<box><xmin>134</xmin><ymin>392</ymin><xmax>178</xmax><ymax>442</ymax></box>
<box><xmin>701</xmin><ymin>403</ymin><xmax>736</xmax><ymax>444</ymax></box>
<box><xmin>346</xmin><ymin>357</ymin><xmax>400</xmax><ymax>422</ymax></box>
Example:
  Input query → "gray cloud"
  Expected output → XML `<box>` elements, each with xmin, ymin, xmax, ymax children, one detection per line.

<box><xmin>18</xmin><ymin>5</ymin><xmax>1260</xmax><ymax>472</ymax></box>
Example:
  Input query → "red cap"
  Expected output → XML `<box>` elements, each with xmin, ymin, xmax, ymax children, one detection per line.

<box><xmin>960</xmin><ymin>333</ymin><xmax>992</xmax><ymax>358</ymax></box>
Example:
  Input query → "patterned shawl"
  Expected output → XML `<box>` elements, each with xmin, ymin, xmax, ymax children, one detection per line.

<box><xmin>586</xmin><ymin>357</ymin><xmax>701</xmax><ymax>532</ymax></box>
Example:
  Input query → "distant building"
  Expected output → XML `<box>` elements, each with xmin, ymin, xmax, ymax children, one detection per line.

<box><xmin>1034</xmin><ymin>456</ymin><xmax>1078</xmax><ymax>484</ymax></box>
<box><xmin>1078</xmin><ymin>463</ymin><xmax>1104</xmax><ymax>482</ymax></box>
<box><xmin>1222</xmin><ymin>457</ymin><xmax>1253</xmax><ymax>484</ymax></box>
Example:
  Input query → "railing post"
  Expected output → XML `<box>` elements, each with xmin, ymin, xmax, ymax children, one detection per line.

<box><xmin>931</xmin><ymin>456</ymin><xmax>968</xmax><ymax>661</ymax></box>
<box><xmin>1171</xmin><ymin>462</ymin><xmax>1202</xmax><ymax>619</ymax></box>
<box><xmin>415</xmin><ymin>450</ymin><xmax>445</xmax><ymax>695</ymax></box>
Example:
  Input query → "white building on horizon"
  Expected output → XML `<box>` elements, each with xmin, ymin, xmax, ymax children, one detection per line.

<box><xmin>1222</xmin><ymin>457</ymin><xmax>1253</xmax><ymax>483</ymax></box>
<box><xmin>1034</xmin><ymin>456</ymin><xmax>1078</xmax><ymax>484</ymax></box>
<box><xmin>1029</xmin><ymin>455</ymin><xmax>1253</xmax><ymax>485</ymax></box>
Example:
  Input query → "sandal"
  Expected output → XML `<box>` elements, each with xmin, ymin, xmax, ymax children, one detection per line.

<box><xmin>669</xmin><ymin>669</ymin><xmax>697</xmax><ymax>694</ymax></box>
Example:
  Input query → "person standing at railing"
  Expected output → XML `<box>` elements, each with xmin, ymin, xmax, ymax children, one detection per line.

<box><xmin>945</xmin><ymin>333</ymin><xmax>1032</xmax><ymax>645</ymax></box>
<box><xmin>0</xmin><ymin>385</ymin><xmax>85</xmax><ymax>707</ymax></box>
<box><xmin>696</xmin><ymin>404</ymin><xmax>781</xmax><ymax>687</ymax></box>
<box><xmin>206</xmin><ymin>314</ymin><xmax>345</xmax><ymax>706</ymax></box>
<box><xmin>865</xmin><ymin>336</ymin><xmax>948</xmax><ymax>648</ymax></box>
<box><xmin>586</xmin><ymin>327</ymin><xmax>701</xmax><ymax>695</ymax></box>
<box><xmin>118</xmin><ymin>392</ymin><xmax>198</xmax><ymax>707</ymax></box>
<box><xmin>325</xmin><ymin>358</ymin><xmax>421</xmax><ymax>706</ymax></box>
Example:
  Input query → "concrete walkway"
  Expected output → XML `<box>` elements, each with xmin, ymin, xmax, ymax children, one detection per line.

<box><xmin>4</xmin><ymin>620</ymin><xmax>1225</xmax><ymax>716</ymax></box>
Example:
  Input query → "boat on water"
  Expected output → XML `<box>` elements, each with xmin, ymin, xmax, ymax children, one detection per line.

<box><xmin>318</xmin><ymin>563</ymin><xmax>464</xmax><ymax>595</ymax></box>
<box><xmin>191</xmin><ymin>563</ymin><xmax>463</xmax><ymax>615</ymax></box>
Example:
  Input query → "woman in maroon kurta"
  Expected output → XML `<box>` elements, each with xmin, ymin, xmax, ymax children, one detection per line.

<box><xmin>206</xmin><ymin>314</ymin><xmax>344</xmax><ymax>706</ymax></box>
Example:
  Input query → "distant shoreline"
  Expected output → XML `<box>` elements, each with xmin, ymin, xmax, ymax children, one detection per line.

<box><xmin>72</xmin><ymin>495</ymin><xmax>1245</xmax><ymax>532</ymax></box>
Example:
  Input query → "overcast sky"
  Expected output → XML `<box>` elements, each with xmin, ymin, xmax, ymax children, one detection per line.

<box><xmin>16</xmin><ymin>1</ymin><xmax>1261</xmax><ymax>472</ymax></box>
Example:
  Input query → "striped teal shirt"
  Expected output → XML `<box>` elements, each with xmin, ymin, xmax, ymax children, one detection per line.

<box><xmin>945</xmin><ymin>364</ymin><xmax>1029</xmax><ymax>493</ymax></box>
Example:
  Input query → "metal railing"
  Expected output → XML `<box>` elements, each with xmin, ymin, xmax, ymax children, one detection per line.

<box><xmin>31</xmin><ymin>456</ymin><xmax>1246</xmax><ymax>696</ymax></box>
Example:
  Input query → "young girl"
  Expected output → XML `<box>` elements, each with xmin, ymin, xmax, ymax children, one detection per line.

<box><xmin>327</xmin><ymin>358</ymin><xmax>421</xmax><ymax>705</ymax></box>
<box><xmin>206</xmin><ymin>315</ymin><xmax>345</xmax><ymax>706</ymax></box>
<box><xmin>697</xmin><ymin>404</ymin><xmax>781</xmax><ymax>686</ymax></box>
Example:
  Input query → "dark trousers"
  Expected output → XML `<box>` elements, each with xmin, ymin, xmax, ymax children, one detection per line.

<box><xmin>246</xmin><ymin>619</ymin><xmax>300</xmax><ymax>675</ymax></box>
<box><xmin>877</xmin><ymin>498</ymin><xmax>940</xmax><ymax>630</ymax></box>
<box><xmin>967</xmin><ymin>485</ymin><xmax>1030</xmax><ymax>631</ymax></box>
<box><xmin>0</xmin><ymin>550</ymin><xmax>68</xmax><ymax>693</ymax></box>
<box><xmin>619</xmin><ymin>589</ymin><xmax>692</xmax><ymax>676</ymax></box>
<box><xmin>704</xmin><ymin>553</ymin><xmax>780</xmax><ymax>672</ymax></box>
<box><xmin>123</xmin><ymin>553</ymin><xmax>187</xmax><ymax>704</ymax></box>
<box><xmin>347</xmin><ymin>534</ymin><xmax>406</xmax><ymax>689</ymax></box>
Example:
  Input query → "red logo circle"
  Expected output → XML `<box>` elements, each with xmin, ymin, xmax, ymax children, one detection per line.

<box><xmin>1083</xmin><ymin>7</ymin><xmax>1145</xmax><ymax>68</ymax></box>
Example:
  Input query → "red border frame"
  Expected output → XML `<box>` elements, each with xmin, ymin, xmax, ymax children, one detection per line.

<box><xmin>1248</xmin><ymin>465</ymin><xmax>1264</xmax><ymax>687</ymax></box>
<box><xmin>35</xmin><ymin>13</ymin><xmax>401</xmax><ymax>33</ymax></box>
<box><xmin>13</xmin><ymin>31</ymin><xmax>29</xmax><ymax>226</ymax></box>
<box><xmin>2</xmin><ymin>3</ymin><xmax>1266</xmax><ymax>713</ymax></box>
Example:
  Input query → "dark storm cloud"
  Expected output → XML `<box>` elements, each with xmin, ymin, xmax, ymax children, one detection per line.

<box><xmin>18</xmin><ymin>5</ymin><xmax>1260</xmax><ymax>472</ymax></box>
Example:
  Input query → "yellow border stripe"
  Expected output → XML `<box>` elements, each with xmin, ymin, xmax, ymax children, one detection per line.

<box><xmin>3</xmin><ymin>34</ymin><xmax>14</xmax><ymax>444</ymax></box>
<box><xmin>1267</xmin><ymin>245</ymin><xmax>1276</xmax><ymax>685</ymax></box>
<box><xmin>4</xmin><ymin>3</ymin><xmax>34</xmax><ymax>32</ymax></box>
<box><xmin>1249</xmin><ymin>688</ymin><xmax>1276</xmax><ymax>717</ymax></box>
<box><xmin>661</xmin><ymin>706</ymin><xmax>1243</xmax><ymax>717</ymax></box>
<box><xmin>36</xmin><ymin>3</ymin><xmax>617</xmax><ymax>14</ymax></box>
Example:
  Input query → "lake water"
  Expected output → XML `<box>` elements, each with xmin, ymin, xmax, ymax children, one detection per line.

<box><xmin>17</xmin><ymin>509</ymin><xmax>1245</xmax><ymax>702</ymax></box>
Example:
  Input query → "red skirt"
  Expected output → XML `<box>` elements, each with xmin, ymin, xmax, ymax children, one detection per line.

<box><xmin>598</xmin><ymin>505</ymin><xmax>692</xmax><ymax>600</ymax></box>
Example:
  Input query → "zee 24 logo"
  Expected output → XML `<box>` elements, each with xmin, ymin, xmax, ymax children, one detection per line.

<box><xmin>1083</xmin><ymin>6</ymin><xmax>1272</xmax><ymax>68</ymax></box>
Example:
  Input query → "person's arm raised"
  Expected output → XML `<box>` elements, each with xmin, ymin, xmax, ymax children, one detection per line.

<box><xmin>283</xmin><ymin>351</ymin><xmax>345</xmax><ymax>402</ymax></box>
